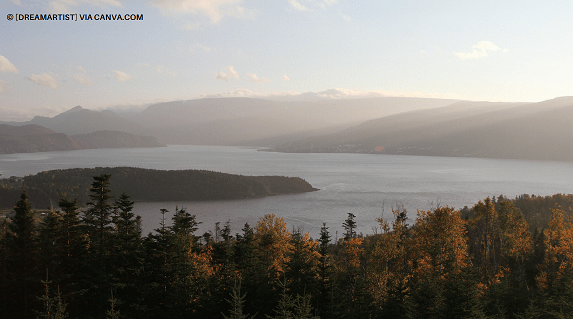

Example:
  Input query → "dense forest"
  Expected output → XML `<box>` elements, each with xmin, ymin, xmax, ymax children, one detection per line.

<box><xmin>0</xmin><ymin>167</ymin><xmax>317</xmax><ymax>209</ymax></box>
<box><xmin>2</xmin><ymin>175</ymin><xmax>573</xmax><ymax>318</ymax></box>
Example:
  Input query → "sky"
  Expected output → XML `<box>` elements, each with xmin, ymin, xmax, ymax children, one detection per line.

<box><xmin>1</xmin><ymin>0</ymin><xmax>572</xmax><ymax>121</ymax></box>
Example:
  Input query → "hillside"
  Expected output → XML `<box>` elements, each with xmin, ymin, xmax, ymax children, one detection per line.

<box><xmin>28</xmin><ymin>105</ymin><xmax>147</xmax><ymax>135</ymax></box>
<box><xmin>0</xmin><ymin>124</ymin><xmax>165</xmax><ymax>154</ymax></box>
<box><xmin>123</xmin><ymin>97</ymin><xmax>458</xmax><ymax>145</ymax></box>
<box><xmin>273</xmin><ymin>97</ymin><xmax>573</xmax><ymax>162</ymax></box>
<box><xmin>0</xmin><ymin>167</ymin><xmax>318</xmax><ymax>208</ymax></box>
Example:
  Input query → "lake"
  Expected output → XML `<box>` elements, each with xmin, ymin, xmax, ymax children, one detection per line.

<box><xmin>1</xmin><ymin>145</ymin><xmax>573</xmax><ymax>238</ymax></box>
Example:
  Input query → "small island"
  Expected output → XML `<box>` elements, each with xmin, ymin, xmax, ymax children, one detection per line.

<box><xmin>0</xmin><ymin>167</ymin><xmax>318</xmax><ymax>209</ymax></box>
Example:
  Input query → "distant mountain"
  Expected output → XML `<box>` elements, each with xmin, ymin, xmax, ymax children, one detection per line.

<box><xmin>0</xmin><ymin>123</ymin><xmax>60</xmax><ymax>136</ymax></box>
<box><xmin>124</xmin><ymin>97</ymin><xmax>458</xmax><ymax>145</ymax></box>
<box><xmin>27</xmin><ymin>106</ymin><xmax>147</xmax><ymax>135</ymax></box>
<box><xmin>273</xmin><ymin>97</ymin><xmax>573</xmax><ymax>162</ymax></box>
<box><xmin>0</xmin><ymin>124</ymin><xmax>165</xmax><ymax>154</ymax></box>
<box><xmin>7</xmin><ymin>96</ymin><xmax>573</xmax><ymax>161</ymax></box>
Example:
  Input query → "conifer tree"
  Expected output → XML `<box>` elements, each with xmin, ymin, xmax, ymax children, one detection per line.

<box><xmin>342</xmin><ymin>213</ymin><xmax>357</xmax><ymax>240</ymax></box>
<box><xmin>56</xmin><ymin>196</ymin><xmax>87</xmax><ymax>316</ymax></box>
<box><xmin>110</xmin><ymin>191</ymin><xmax>144</xmax><ymax>317</ymax></box>
<box><xmin>222</xmin><ymin>280</ymin><xmax>257</xmax><ymax>319</ymax></box>
<box><xmin>6</xmin><ymin>191</ymin><xmax>39</xmax><ymax>318</ymax></box>
<box><xmin>84</xmin><ymin>174</ymin><xmax>114</xmax><ymax>255</ymax></box>
<box><xmin>38</xmin><ymin>209</ymin><xmax>63</xmax><ymax>284</ymax></box>
<box><xmin>284</xmin><ymin>229</ymin><xmax>321</xmax><ymax>315</ymax></box>
<box><xmin>36</xmin><ymin>271</ymin><xmax>68</xmax><ymax>319</ymax></box>
<box><xmin>79</xmin><ymin>174</ymin><xmax>115</xmax><ymax>317</ymax></box>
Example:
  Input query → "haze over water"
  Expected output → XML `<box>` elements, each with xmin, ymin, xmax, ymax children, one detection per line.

<box><xmin>2</xmin><ymin>145</ymin><xmax>573</xmax><ymax>237</ymax></box>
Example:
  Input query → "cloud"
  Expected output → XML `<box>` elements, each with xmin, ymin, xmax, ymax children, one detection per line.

<box><xmin>199</xmin><ymin>89</ymin><xmax>262</xmax><ymax>98</ymax></box>
<box><xmin>69</xmin><ymin>66</ymin><xmax>93</xmax><ymax>86</ymax></box>
<box><xmin>227</xmin><ymin>66</ymin><xmax>239</xmax><ymax>79</ymax></box>
<box><xmin>283</xmin><ymin>75</ymin><xmax>290</xmax><ymax>81</ymax></box>
<box><xmin>454</xmin><ymin>41</ymin><xmax>503</xmax><ymax>60</ymax></box>
<box><xmin>289</xmin><ymin>0</ymin><xmax>310</xmax><ymax>11</ymax></box>
<box><xmin>0</xmin><ymin>55</ymin><xmax>19</xmax><ymax>74</ymax></box>
<box><xmin>200</xmin><ymin>88</ymin><xmax>455</xmax><ymax>101</ymax></box>
<box><xmin>216</xmin><ymin>71</ymin><xmax>229</xmax><ymax>81</ymax></box>
<box><xmin>216</xmin><ymin>66</ymin><xmax>239</xmax><ymax>81</ymax></box>
<box><xmin>289</xmin><ymin>0</ymin><xmax>337</xmax><ymax>11</ymax></box>
<box><xmin>48</xmin><ymin>0</ymin><xmax>122</xmax><ymax>13</ymax></box>
<box><xmin>30</xmin><ymin>73</ymin><xmax>59</xmax><ymax>89</ymax></box>
<box><xmin>71</xmin><ymin>73</ymin><xmax>94</xmax><ymax>86</ymax></box>
<box><xmin>0</xmin><ymin>80</ymin><xmax>13</xmax><ymax>92</ymax></box>
<box><xmin>246</xmin><ymin>73</ymin><xmax>269</xmax><ymax>83</ymax></box>
<box><xmin>148</xmin><ymin>0</ymin><xmax>257</xmax><ymax>24</ymax></box>
<box><xmin>156</xmin><ymin>65</ymin><xmax>177</xmax><ymax>76</ymax></box>
<box><xmin>114</xmin><ymin>70</ymin><xmax>132</xmax><ymax>82</ymax></box>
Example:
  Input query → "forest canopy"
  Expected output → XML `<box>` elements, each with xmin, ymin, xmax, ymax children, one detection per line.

<box><xmin>2</xmin><ymin>174</ymin><xmax>573</xmax><ymax>318</ymax></box>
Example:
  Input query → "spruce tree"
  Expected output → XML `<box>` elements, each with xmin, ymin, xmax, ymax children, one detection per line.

<box><xmin>110</xmin><ymin>191</ymin><xmax>144</xmax><ymax>317</ymax></box>
<box><xmin>342</xmin><ymin>213</ymin><xmax>357</xmax><ymax>240</ymax></box>
<box><xmin>6</xmin><ymin>191</ymin><xmax>39</xmax><ymax>319</ymax></box>
<box><xmin>79</xmin><ymin>174</ymin><xmax>115</xmax><ymax>317</ymax></box>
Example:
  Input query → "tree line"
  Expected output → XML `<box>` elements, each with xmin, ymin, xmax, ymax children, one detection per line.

<box><xmin>1</xmin><ymin>174</ymin><xmax>573</xmax><ymax>318</ymax></box>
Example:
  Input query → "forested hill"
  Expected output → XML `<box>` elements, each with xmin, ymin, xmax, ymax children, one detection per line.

<box><xmin>0</xmin><ymin>167</ymin><xmax>317</xmax><ymax>208</ymax></box>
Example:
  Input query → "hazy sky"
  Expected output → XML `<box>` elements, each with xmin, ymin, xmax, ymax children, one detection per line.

<box><xmin>1</xmin><ymin>0</ymin><xmax>572</xmax><ymax>120</ymax></box>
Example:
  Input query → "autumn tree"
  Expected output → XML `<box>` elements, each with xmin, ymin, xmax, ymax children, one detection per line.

<box><xmin>367</xmin><ymin>208</ymin><xmax>409</xmax><ymax>317</ymax></box>
<box><xmin>254</xmin><ymin>214</ymin><xmax>293</xmax><ymax>277</ymax></box>
<box><xmin>407</xmin><ymin>206</ymin><xmax>480</xmax><ymax>319</ymax></box>
<box><xmin>535</xmin><ymin>207</ymin><xmax>573</xmax><ymax>317</ymax></box>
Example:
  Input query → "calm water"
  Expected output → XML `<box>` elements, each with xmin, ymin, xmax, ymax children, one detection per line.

<box><xmin>1</xmin><ymin>145</ymin><xmax>573</xmax><ymax>238</ymax></box>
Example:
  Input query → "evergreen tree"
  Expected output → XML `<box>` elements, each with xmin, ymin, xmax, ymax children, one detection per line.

<box><xmin>222</xmin><ymin>280</ymin><xmax>257</xmax><ymax>319</ymax></box>
<box><xmin>37</xmin><ymin>209</ymin><xmax>63</xmax><ymax>285</ymax></box>
<box><xmin>56</xmin><ymin>196</ymin><xmax>87</xmax><ymax>317</ymax></box>
<box><xmin>35</xmin><ymin>271</ymin><xmax>68</xmax><ymax>319</ymax></box>
<box><xmin>83</xmin><ymin>174</ymin><xmax>114</xmax><ymax>255</ymax></box>
<box><xmin>316</xmin><ymin>223</ymin><xmax>333</xmax><ymax>318</ymax></box>
<box><xmin>235</xmin><ymin>223</ymin><xmax>273</xmax><ymax>316</ymax></box>
<box><xmin>79</xmin><ymin>174</ymin><xmax>115</xmax><ymax>317</ymax></box>
<box><xmin>110</xmin><ymin>191</ymin><xmax>145</xmax><ymax>317</ymax></box>
<box><xmin>342</xmin><ymin>213</ymin><xmax>357</xmax><ymax>240</ymax></box>
<box><xmin>6</xmin><ymin>191</ymin><xmax>39</xmax><ymax>318</ymax></box>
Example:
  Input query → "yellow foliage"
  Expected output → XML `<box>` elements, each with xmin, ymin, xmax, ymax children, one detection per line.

<box><xmin>409</xmin><ymin>207</ymin><xmax>469</xmax><ymax>278</ymax></box>
<box><xmin>254</xmin><ymin>214</ymin><xmax>293</xmax><ymax>275</ymax></box>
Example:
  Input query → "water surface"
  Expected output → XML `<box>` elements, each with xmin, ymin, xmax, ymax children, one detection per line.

<box><xmin>1</xmin><ymin>146</ymin><xmax>572</xmax><ymax>237</ymax></box>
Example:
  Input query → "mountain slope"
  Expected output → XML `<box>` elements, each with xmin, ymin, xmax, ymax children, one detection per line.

<box><xmin>273</xmin><ymin>97</ymin><xmax>573</xmax><ymax>161</ymax></box>
<box><xmin>0</xmin><ymin>124</ymin><xmax>165</xmax><ymax>154</ymax></box>
<box><xmin>28</xmin><ymin>106</ymin><xmax>146</xmax><ymax>135</ymax></box>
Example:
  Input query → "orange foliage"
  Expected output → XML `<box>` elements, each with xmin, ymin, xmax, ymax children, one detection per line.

<box><xmin>254</xmin><ymin>214</ymin><xmax>293</xmax><ymax>275</ymax></box>
<box><xmin>537</xmin><ymin>207</ymin><xmax>573</xmax><ymax>290</ymax></box>
<box><xmin>409</xmin><ymin>207</ymin><xmax>469</xmax><ymax>279</ymax></box>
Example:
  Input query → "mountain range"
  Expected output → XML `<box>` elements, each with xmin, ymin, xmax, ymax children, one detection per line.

<box><xmin>2</xmin><ymin>95</ymin><xmax>573</xmax><ymax>161</ymax></box>
<box><xmin>0</xmin><ymin>123</ymin><xmax>165</xmax><ymax>154</ymax></box>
